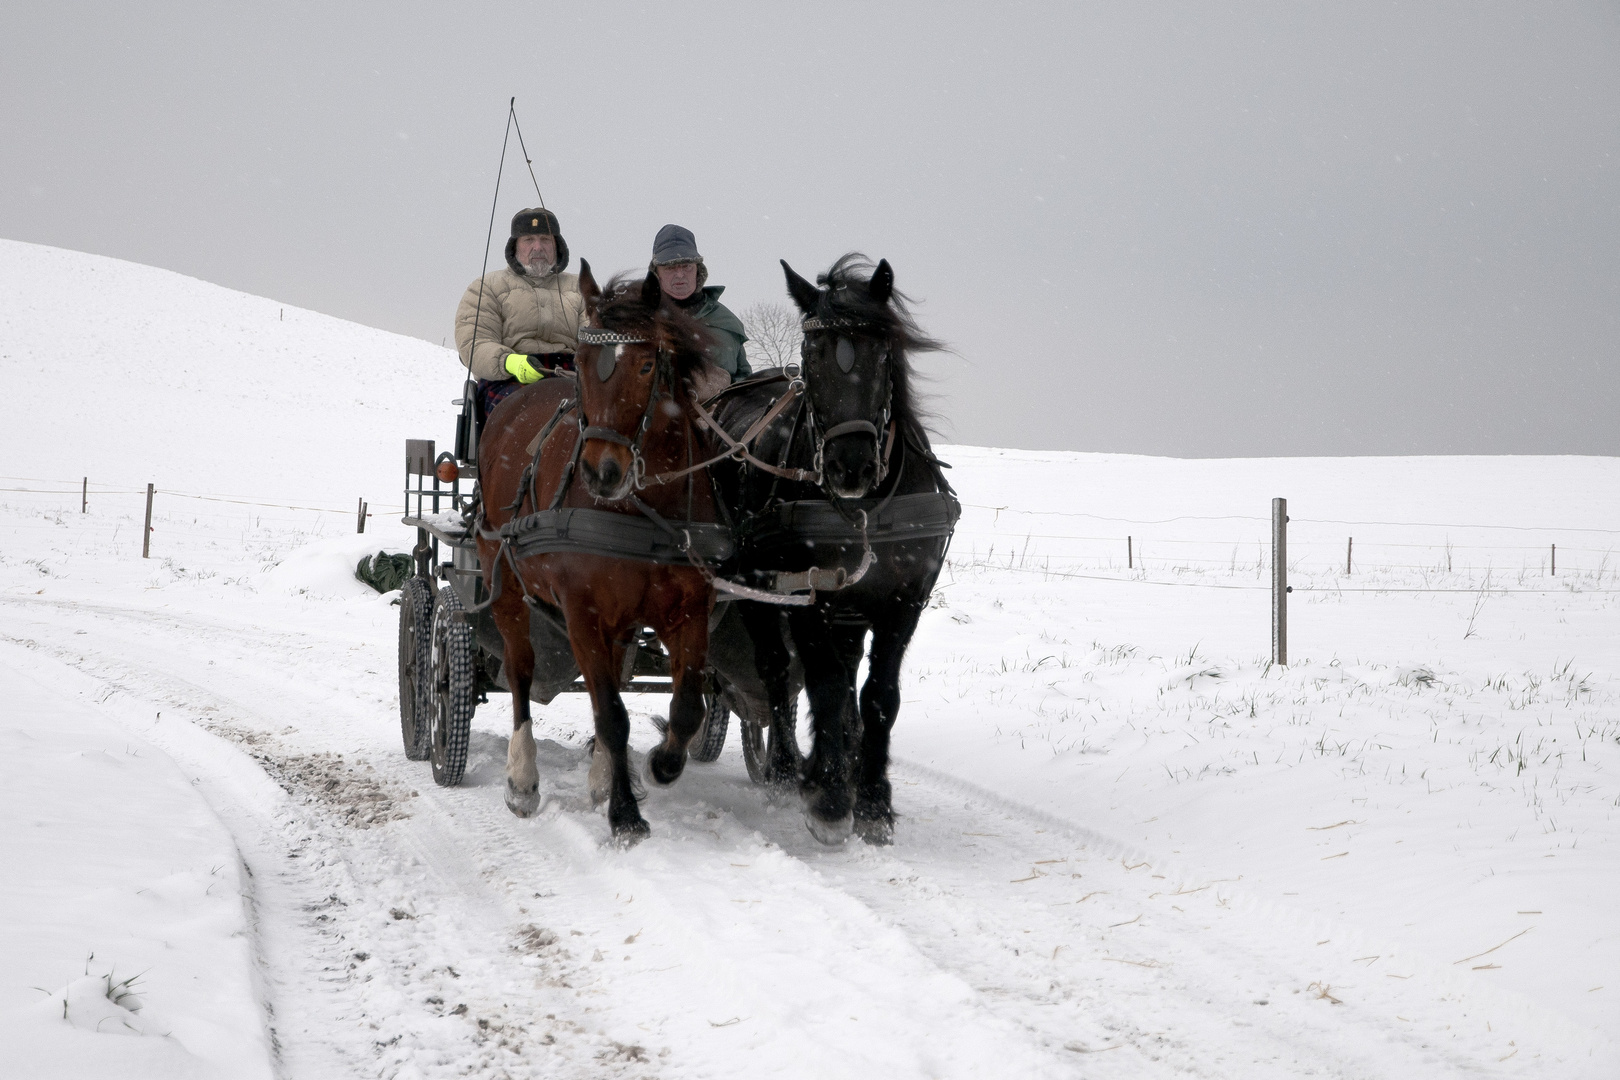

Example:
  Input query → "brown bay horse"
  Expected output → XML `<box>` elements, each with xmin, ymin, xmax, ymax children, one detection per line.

<box><xmin>474</xmin><ymin>263</ymin><xmax>722</xmax><ymax>842</ymax></box>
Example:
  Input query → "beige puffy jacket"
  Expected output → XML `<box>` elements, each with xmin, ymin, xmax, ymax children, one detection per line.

<box><xmin>454</xmin><ymin>266</ymin><xmax>584</xmax><ymax>381</ymax></box>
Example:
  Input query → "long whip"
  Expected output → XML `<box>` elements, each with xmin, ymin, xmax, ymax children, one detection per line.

<box><xmin>508</xmin><ymin>105</ymin><xmax>573</xmax><ymax>329</ymax></box>
<box><xmin>464</xmin><ymin>99</ymin><xmax>518</xmax><ymax>375</ymax></box>
<box><xmin>465</xmin><ymin>99</ymin><xmax>564</xmax><ymax>377</ymax></box>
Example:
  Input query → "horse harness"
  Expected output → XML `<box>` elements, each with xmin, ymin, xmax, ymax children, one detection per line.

<box><xmin>469</xmin><ymin>319</ymin><xmax>959</xmax><ymax>613</ymax></box>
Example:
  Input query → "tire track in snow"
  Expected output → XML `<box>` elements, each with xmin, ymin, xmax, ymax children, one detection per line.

<box><xmin>3</xmin><ymin>603</ymin><xmax>660</xmax><ymax>1077</ymax></box>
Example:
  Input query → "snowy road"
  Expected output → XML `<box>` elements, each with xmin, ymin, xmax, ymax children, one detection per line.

<box><xmin>5</xmin><ymin>583</ymin><xmax>1598</xmax><ymax>1080</ymax></box>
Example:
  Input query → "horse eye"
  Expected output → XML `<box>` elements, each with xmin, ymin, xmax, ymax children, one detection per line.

<box><xmin>640</xmin><ymin>361</ymin><xmax>654</xmax><ymax>375</ymax></box>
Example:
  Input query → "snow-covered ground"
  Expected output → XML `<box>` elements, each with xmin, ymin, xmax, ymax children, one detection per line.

<box><xmin>2</xmin><ymin>239</ymin><xmax>1616</xmax><ymax>1078</ymax></box>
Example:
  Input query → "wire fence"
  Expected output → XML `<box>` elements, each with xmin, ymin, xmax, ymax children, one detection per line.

<box><xmin>948</xmin><ymin>500</ymin><xmax>1620</xmax><ymax>595</ymax></box>
<box><xmin>4</xmin><ymin>474</ymin><xmax>1618</xmax><ymax>595</ymax></box>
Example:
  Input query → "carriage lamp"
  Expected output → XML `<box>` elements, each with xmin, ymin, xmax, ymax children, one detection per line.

<box><xmin>436</xmin><ymin>460</ymin><xmax>459</xmax><ymax>483</ymax></box>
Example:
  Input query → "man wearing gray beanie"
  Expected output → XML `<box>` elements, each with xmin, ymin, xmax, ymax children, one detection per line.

<box><xmin>648</xmin><ymin>224</ymin><xmax>751</xmax><ymax>382</ymax></box>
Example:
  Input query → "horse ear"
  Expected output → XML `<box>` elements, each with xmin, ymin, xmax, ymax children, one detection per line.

<box><xmin>579</xmin><ymin>259</ymin><xmax>600</xmax><ymax>319</ymax></box>
<box><xmin>869</xmin><ymin>259</ymin><xmax>893</xmax><ymax>305</ymax></box>
<box><xmin>641</xmin><ymin>271</ymin><xmax>663</xmax><ymax>310</ymax></box>
<box><xmin>781</xmin><ymin>260</ymin><xmax>820</xmax><ymax>315</ymax></box>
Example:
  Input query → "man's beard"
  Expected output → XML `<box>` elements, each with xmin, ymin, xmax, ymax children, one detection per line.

<box><xmin>522</xmin><ymin>249</ymin><xmax>554</xmax><ymax>276</ymax></box>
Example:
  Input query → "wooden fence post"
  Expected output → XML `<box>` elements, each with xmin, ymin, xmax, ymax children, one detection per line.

<box><xmin>1127</xmin><ymin>535</ymin><xmax>1133</xmax><ymax>570</ymax></box>
<box><xmin>1346</xmin><ymin>536</ymin><xmax>1353</xmax><ymax>575</ymax></box>
<box><xmin>1272</xmin><ymin>498</ymin><xmax>1288</xmax><ymax>665</ymax></box>
<box><xmin>81</xmin><ymin>477</ymin><xmax>87</xmax><ymax>514</ymax></box>
<box><xmin>357</xmin><ymin>497</ymin><xmax>367</xmax><ymax>534</ymax></box>
<box><xmin>142</xmin><ymin>483</ymin><xmax>154</xmax><ymax>558</ymax></box>
<box><xmin>1551</xmin><ymin>543</ymin><xmax>1556</xmax><ymax>575</ymax></box>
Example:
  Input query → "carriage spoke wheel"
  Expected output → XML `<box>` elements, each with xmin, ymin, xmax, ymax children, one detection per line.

<box><xmin>741</xmin><ymin>693</ymin><xmax>800</xmax><ymax>785</ymax></box>
<box><xmin>688</xmin><ymin>680</ymin><xmax>730</xmax><ymax>764</ymax></box>
<box><xmin>396</xmin><ymin>577</ymin><xmax>434</xmax><ymax>761</ymax></box>
<box><xmin>428</xmin><ymin>583</ymin><xmax>476</xmax><ymax>787</ymax></box>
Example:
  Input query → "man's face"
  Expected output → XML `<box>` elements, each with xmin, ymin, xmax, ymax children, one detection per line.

<box><xmin>516</xmin><ymin>233</ymin><xmax>557</xmax><ymax>270</ymax></box>
<box><xmin>656</xmin><ymin>260</ymin><xmax>699</xmax><ymax>301</ymax></box>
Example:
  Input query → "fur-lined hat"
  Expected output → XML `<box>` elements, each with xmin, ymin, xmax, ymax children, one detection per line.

<box><xmin>504</xmin><ymin>207</ymin><xmax>569</xmax><ymax>276</ymax></box>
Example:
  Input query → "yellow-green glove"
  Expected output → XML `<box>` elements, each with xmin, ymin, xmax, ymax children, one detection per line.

<box><xmin>504</xmin><ymin>353</ymin><xmax>544</xmax><ymax>384</ymax></box>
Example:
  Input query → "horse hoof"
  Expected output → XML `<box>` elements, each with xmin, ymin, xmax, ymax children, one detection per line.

<box><xmin>853</xmin><ymin>816</ymin><xmax>894</xmax><ymax>846</ymax></box>
<box><xmin>505</xmin><ymin>780</ymin><xmax>542</xmax><ymax>818</ymax></box>
<box><xmin>804</xmin><ymin>809</ymin><xmax>854</xmax><ymax>846</ymax></box>
<box><xmin>763</xmin><ymin>779</ymin><xmax>798</xmax><ymax>807</ymax></box>
<box><xmin>610</xmin><ymin>819</ymin><xmax>651</xmax><ymax>849</ymax></box>
<box><xmin>647</xmin><ymin>747</ymin><xmax>686</xmax><ymax>787</ymax></box>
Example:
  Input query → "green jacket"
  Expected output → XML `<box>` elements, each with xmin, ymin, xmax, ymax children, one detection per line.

<box><xmin>685</xmin><ymin>286</ymin><xmax>751</xmax><ymax>380</ymax></box>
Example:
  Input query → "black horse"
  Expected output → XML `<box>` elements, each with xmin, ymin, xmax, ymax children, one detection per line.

<box><xmin>710</xmin><ymin>254</ymin><xmax>958</xmax><ymax>845</ymax></box>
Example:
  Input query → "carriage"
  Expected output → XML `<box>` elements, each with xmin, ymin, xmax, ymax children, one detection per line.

<box><xmin>394</xmin><ymin>401</ymin><xmax>789</xmax><ymax>789</ymax></box>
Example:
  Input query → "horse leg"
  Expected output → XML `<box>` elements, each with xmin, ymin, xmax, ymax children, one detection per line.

<box><xmin>570</xmin><ymin>616</ymin><xmax>649</xmax><ymax>842</ymax></box>
<box><xmin>491</xmin><ymin>588</ymin><xmax>542</xmax><ymax>818</ymax></box>
<box><xmin>789</xmin><ymin>606</ymin><xmax>858</xmax><ymax>844</ymax></box>
<box><xmin>646</xmin><ymin>596</ymin><xmax>710</xmax><ymax>786</ymax></box>
<box><xmin>738</xmin><ymin>601</ymin><xmax>802</xmax><ymax>795</ymax></box>
<box><xmin>853</xmin><ymin>602</ymin><xmax>923</xmax><ymax>845</ymax></box>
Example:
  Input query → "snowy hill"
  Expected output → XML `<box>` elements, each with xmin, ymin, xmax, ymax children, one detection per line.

<box><xmin>0</xmin><ymin>238</ymin><xmax>457</xmax><ymax>507</ymax></box>
<box><xmin>2</xmin><ymin>240</ymin><xmax>1617</xmax><ymax>1078</ymax></box>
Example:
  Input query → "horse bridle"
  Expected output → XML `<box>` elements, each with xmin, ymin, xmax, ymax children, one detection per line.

<box><xmin>575</xmin><ymin>325</ymin><xmax>670</xmax><ymax>489</ymax></box>
<box><xmin>795</xmin><ymin>314</ymin><xmax>896</xmax><ymax>488</ymax></box>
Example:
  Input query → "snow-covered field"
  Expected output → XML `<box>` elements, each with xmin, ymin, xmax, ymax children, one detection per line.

<box><xmin>2</xmin><ymin>239</ymin><xmax>1616</xmax><ymax>1078</ymax></box>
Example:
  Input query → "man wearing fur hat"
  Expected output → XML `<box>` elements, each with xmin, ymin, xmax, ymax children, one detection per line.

<box><xmin>454</xmin><ymin>207</ymin><xmax>583</xmax><ymax>417</ymax></box>
<box><xmin>649</xmin><ymin>224</ymin><xmax>751</xmax><ymax>382</ymax></box>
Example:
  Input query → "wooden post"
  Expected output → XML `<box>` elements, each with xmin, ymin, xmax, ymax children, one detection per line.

<box><xmin>81</xmin><ymin>477</ymin><xmax>87</xmax><ymax>514</ymax></box>
<box><xmin>1272</xmin><ymin>498</ymin><xmax>1288</xmax><ymax>666</ymax></box>
<box><xmin>1551</xmin><ymin>543</ymin><xmax>1556</xmax><ymax>576</ymax></box>
<box><xmin>142</xmin><ymin>483</ymin><xmax>154</xmax><ymax>558</ymax></box>
<box><xmin>357</xmin><ymin>497</ymin><xmax>367</xmax><ymax>534</ymax></box>
<box><xmin>1127</xmin><ymin>535</ymin><xmax>1133</xmax><ymax>570</ymax></box>
<box><xmin>1346</xmin><ymin>536</ymin><xmax>1353</xmax><ymax>575</ymax></box>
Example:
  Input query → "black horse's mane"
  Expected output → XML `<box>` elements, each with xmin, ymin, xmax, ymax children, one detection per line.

<box><xmin>594</xmin><ymin>273</ymin><xmax>712</xmax><ymax>392</ymax></box>
<box><xmin>812</xmin><ymin>253</ymin><xmax>944</xmax><ymax>432</ymax></box>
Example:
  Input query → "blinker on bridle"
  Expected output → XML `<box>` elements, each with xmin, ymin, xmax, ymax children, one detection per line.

<box><xmin>577</xmin><ymin>325</ymin><xmax>650</xmax><ymax>382</ymax></box>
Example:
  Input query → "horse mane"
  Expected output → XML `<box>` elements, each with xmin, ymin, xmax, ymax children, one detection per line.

<box><xmin>596</xmin><ymin>273</ymin><xmax>712</xmax><ymax>400</ymax></box>
<box><xmin>812</xmin><ymin>253</ymin><xmax>944</xmax><ymax>434</ymax></box>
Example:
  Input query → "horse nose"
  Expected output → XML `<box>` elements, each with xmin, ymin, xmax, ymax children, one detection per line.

<box><xmin>829</xmin><ymin>454</ymin><xmax>877</xmax><ymax>497</ymax></box>
<box><xmin>595</xmin><ymin>457</ymin><xmax>622</xmax><ymax>490</ymax></box>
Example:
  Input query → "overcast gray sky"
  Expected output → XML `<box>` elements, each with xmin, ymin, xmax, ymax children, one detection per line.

<box><xmin>4</xmin><ymin>2</ymin><xmax>1616</xmax><ymax>456</ymax></box>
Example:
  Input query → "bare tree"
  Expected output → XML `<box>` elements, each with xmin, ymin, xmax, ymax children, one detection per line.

<box><xmin>741</xmin><ymin>301</ymin><xmax>802</xmax><ymax>371</ymax></box>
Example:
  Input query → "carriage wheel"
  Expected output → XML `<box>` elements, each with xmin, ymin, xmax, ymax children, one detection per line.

<box><xmin>687</xmin><ymin>684</ymin><xmax>730</xmax><ymax>764</ymax></box>
<box><xmin>428</xmin><ymin>583</ymin><xmax>477</xmax><ymax>787</ymax></box>
<box><xmin>741</xmin><ymin>694</ymin><xmax>800</xmax><ymax>785</ymax></box>
<box><xmin>396</xmin><ymin>577</ymin><xmax>434</xmax><ymax>761</ymax></box>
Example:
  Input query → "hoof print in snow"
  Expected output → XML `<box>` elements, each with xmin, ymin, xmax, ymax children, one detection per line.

<box><xmin>515</xmin><ymin>924</ymin><xmax>559</xmax><ymax>951</ymax></box>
